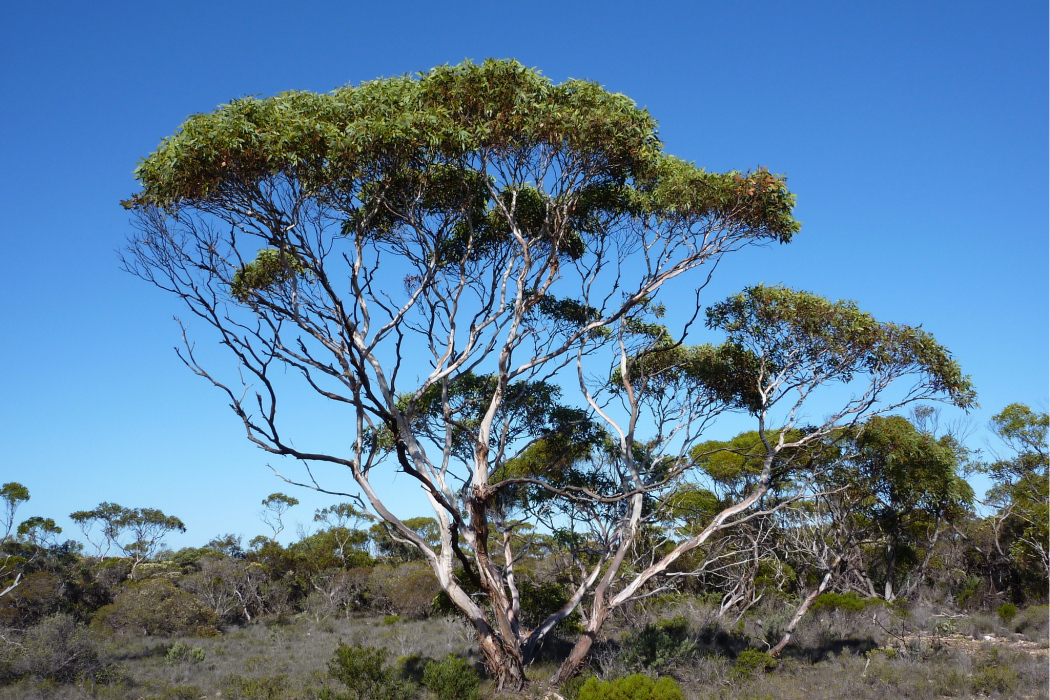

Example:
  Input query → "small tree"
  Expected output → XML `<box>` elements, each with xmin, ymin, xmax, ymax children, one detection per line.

<box><xmin>980</xmin><ymin>404</ymin><xmax>1049</xmax><ymax>580</ymax></box>
<box><xmin>259</xmin><ymin>492</ymin><xmax>299</xmax><ymax>543</ymax></box>
<box><xmin>835</xmin><ymin>414</ymin><xmax>973</xmax><ymax>601</ymax></box>
<box><xmin>69</xmin><ymin>503</ymin><xmax>186</xmax><ymax>578</ymax></box>
<box><xmin>0</xmin><ymin>482</ymin><xmax>31</xmax><ymax>599</ymax></box>
<box><xmin>314</xmin><ymin>503</ymin><xmax>369</xmax><ymax>567</ymax></box>
<box><xmin>124</xmin><ymin>60</ymin><xmax>973</xmax><ymax>688</ymax></box>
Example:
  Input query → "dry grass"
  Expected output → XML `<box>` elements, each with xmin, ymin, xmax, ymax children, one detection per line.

<box><xmin>0</xmin><ymin>603</ymin><xmax>1046</xmax><ymax>699</ymax></box>
<box><xmin>0</xmin><ymin>614</ymin><xmax>481</xmax><ymax>700</ymax></box>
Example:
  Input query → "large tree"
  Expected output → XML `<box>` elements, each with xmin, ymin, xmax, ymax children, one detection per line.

<box><xmin>123</xmin><ymin>59</ymin><xmax>973</xmax><ymax>689</ymax></box>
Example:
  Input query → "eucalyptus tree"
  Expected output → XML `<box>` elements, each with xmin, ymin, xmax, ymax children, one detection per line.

<box><xmin>69</xmin><ymin>503</ymin><xmax>186</xmax><ymax>578</ymax></box>
<box><xmin>837</xmin><ymin>415</ymin><xmax>974</xmax><ymax>601</ymax></box>
<box><xmin>123</xmin><ymin>59</ymin><xmax>973</xmax><ymax>688</ymax></box>
<box><xmin>0</xmin><ymin>482</ymin><xmax>31</xmax><ymax>599</ymax></box>
<box><xmin>259</xmin><ymin>492</ymin><xmax>299</xmax><ymax>543</ymax></box>
<box><xmin>980</xmin><ymin>404</ymin><xmax>1049</xmax><ymax>581</ymax></box>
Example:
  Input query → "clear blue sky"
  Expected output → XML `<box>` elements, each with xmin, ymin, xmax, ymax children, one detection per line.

<box><xmin>1</xmin><ymin>1</ymin><xmax>1046</xmax><ymax>550</ymax></box>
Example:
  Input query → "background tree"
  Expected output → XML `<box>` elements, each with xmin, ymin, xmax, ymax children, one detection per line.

<box><xmin>0</xmin><ymin>483</ymin><xmax>31</xmax><ymax>599</ymax></box>
<box><xmin>123</xmin><ymin>59</ymin><xmax>973</xmax><ymax>689</ymax></box>
<box><xmin>69</xmin><ymin>503</ymin><xmax>186</xmax><ymax>578</ymax></box>
<box><xmin>311</xmin><ymin>504</ymin><xmax>372</xmax><ymax>568</ymax></box>
<box><xmin>835</xmin><ymin>414</ymin><xmax>973</xmax><ymax>601</ymax></box>
<box><xmin>980</xmin><ymin>404</ymin><xmax>1049</xmax><ymax>586</ymax></box>
<box><xmin>258</xmin><ymin>492</ymin><xmax>299</xmax><ymax>544</ymax></box>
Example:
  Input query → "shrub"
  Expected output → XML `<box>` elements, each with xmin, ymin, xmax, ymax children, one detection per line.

<box><xmin>576</xmin><ymin>674</ymin><xmax>683</xmax><ymax>700</ymax></box>
<box><xmin>996</xmin><ymin>602</ymin><xmax>1018</xmax><ymax>623</ymax></box>
<box><xmin>0</xmin><ymin>571</ymin><xmax>65</xmax><ymax>627</ymax></box>
<box><xmin>220</xmin><ymin>673</ymin><xmax>290</xmax><ymax>700</ymax></box>
<box><xmin>1</xmin><ymin>614</ymin><xmax>104</xmax><ymax>683</ymax></box>
<box><xmin>810</xmin><ymin>592</ymin><xmax>882</xmax><ymax>614</ymax></box>
<box><xmin>1014</xmin><ymin>604</ymin><xmax>1049</xmax><ymax>641</ymax></box>
<box><xmin>421</xmin><ymin>654</ymin><xmax>480</xmax><ymax>700</ymax></box>
<box><xmin>970</xmin><ymin>647</ymin><xmax>1020</xmax><ymax>696</ymax></box>
<box><xmin>731</xmin><ymin>649</ymin><xmax>776</xmax><ymax>679</ymax></box>
<box><xmin>322</xmin><ymin>641</ymin><xmax>413</xmax><ymax>700</ymax></box>
<box><xmin>90</xmin><ymin>578</ymin><xmax>219</xmax><ymax>636</ymax></box>
<box><xmin>395</xmin><ymin>653</ymin><xmax>434</xmax><ymax>684</ymax></box>
<box><xmin>516</xmin><ymin>579</ymin><xmax>583</xmax><ymax>634</ymax></box>
<box><xmin>165</xmin><ymin>641</ymin><xmax>206</xmax><ymax>665</ymax></box>
<box><xmin>161</xmin><ymin>685</ymin><xmax>205</xmax><ymax>700</ymax></box>
<box><xmin>368</xmin><ymin>564</ymin><xmax>442</xmax><ymax>619</ymax></box>
<box><xmin>618</xmin><ymin>616</ymin><xmax>695</xmax><ymax>671</ymax></box>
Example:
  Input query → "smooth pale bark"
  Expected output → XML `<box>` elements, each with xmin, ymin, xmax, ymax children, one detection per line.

<box><xmin>770</xmin><ymin>553</ymin><xmax>842</xmax><ymax>657</ymax></box>
<box><xmin>552</xmin><ymin>472</ymin><xmax>773</xmax><ymax>685</ymax></box>
<box><xmin>0</xmin><ymin>572</ymin><xmax>21</xmax><ymax>600</ymax></box>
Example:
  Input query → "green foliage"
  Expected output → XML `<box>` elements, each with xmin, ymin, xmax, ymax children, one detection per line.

<box><xmin>220</xmin><ymin>673</ymin><xmax>291</xmax><ymax>700</ymax></box>
<box><xmin>996</xmin><ymin>602</ymin><xmax>1018</xmax><ymax>623</ymax></box>
<box><xmin>515</xmin><ymin>579</ymin><xmax>583</xmax><ymax>634</ymax></box>
<box><xmin>367</xmin><ymin>563</ymin><xmax>442</xmax><ymax>618</ymax></box>
<box><xmin>394</xmin><ymin>653</ymin><xmax>433</xmax><ymax>684</ymax></box>
<box><xmin>160</xmin><ymin>685</ymin><xmax>206</xmax><ymax>700</ymax></box>
<box><xmin>979</xmin><ymin>404</ymin><xmax>1049</xmax><ymax>592</ymax></box>
<box><xmin>837</xmin><ymin>413</ymin><xmax>973</xmax><ymax>598</ymax></box>
<box><xmin>0</xmin><ymin>614</ymin><xmax>104</xmax><ymax>684</ymax></box>
<box><xmin>0</xmin><ymin>571</ymin><xmax>65</xmax><ymax>626</ymax></box>
<box><xmin>618</xmin><ymin>339</ymin><xmax>766</xmax><ymax>414</ymax></box>
<box><xmin>576</xmin><ymin>674</ymin><xmax>683</xmax><ymax>700</ymax></box>
<box><xmin>1</xmin><ymin>482</ymin><xmax>30</xmax><ymax>544</ymax></box>
<box><xmin>969</xmin><ymin>647</ymin><xmax>1020</xmax><ymax>696</ymax></box>
<box><xmin>165</xmin><ymin>641</ymin><xmax>206</xmax><ymax>665</ymax></box>
<box><xmin>618</xmin><ymin>616</ymin><xmax>695</xmax><ymax>671</ymax></box>
<box><xmin>421</xmin><ymin>654</ymin><xmax>481</xmax><ymax>700</ymax></box>
<box><xmin>231</xmin><ymin>248</ymin><xmax>308</xmax><ymax>301</ymax></box>
<box><xmin>128</xmin><ymin>60</ymin><xmax>799</xmax><ymax>241</ymax></box>
<box><xmin>810</xmin><ymin>592</ymin><xmax>883</xmax><ymax>614</ymax></box>
<box><xmin>0</xmin><ymin>483</ymin><xmax>29</xmax><ymax>515</ymax></box>
<box><xmin>90</xmin><ymin>578</ymin><xmax>218</xmax><ymax>636</ymax></box>
<box><xmin>731</xmin><ymin>649</ymin><xmax>777</xmax><ymax>679</ymax></box>
<box><xmin>706</xmin><ymin>285</ymin><xmax>976</xmax><ymax>409</ymax></box>
<box><xmin>368</xmin><ymin>518</ymin><xmax>440</xmax><ymax>564</ymax></box>
<box><xmin>322</xmin><ymin>641</ymin><xmax>413</xmax><ymax>700</ymax></box>
<box><xmin>687</xmin><ymin>429</ymin><xmax>808</xmax><ymax>495</ymax></box>
<box><xmin>69</xmin><ymin>502</ymin><xmax>185</xmax><ymax>564</ymax></box>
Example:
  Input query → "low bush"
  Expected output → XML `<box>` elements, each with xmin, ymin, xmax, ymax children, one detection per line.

<box><xmin>161</xmin><ymin>685</ymin><xmax>205</xmax><ymax>700</ymax></box>
<box><xmin>367</xmin><ymin>564</ymin><xmax>442</xmax><ymax>619</ymax></box>
<box><xmin>970</xmin><ymin>647</ymin><xmax>1020</xmax><ymax>696</ymax></box>
<box><xmin>618</xmin><ymin>616</ymin><xmax>695</xmax><ymax>671</ymax></box>
<box><xmin>395</xmin><ymin>653</ymin><xmax>434</xmax><ymax>684</ymax></box>
<box><xmin>1014</xmin><ymin>604</ymin><xmax>1049</xmax><ymax>642</ymax></box>
<box><xmin>995</xmin><ymin>602</ymin><xmax>1017</xmax><ymax>623</ymax></box>
<box><xmin>809</xmin><ymin>592</ymin><xmax>882</xmax><ymax>614</ymax></box>
<box><xmin>0</xmin><ymin>614</ymin><xmax>105</xmax><ymax>684</ymax></box>
<box><xmin>220</xmin><ymin>673</ymin><xmax>290</xmax><ymax>700</ymax></box>
<box><xmin>421</xmin><ymin>654</ymin><xmax>480</xmax><ymax>700</ymax></box>
<box><xmin>575</xmin><ymin>674</ymin><xmax>683</xmax><ymax>700</ymax></box>
<box><xmin>731</xmin><ymin>649</ymin><xmax>776</xmax><ymax>679</ymax></box>
<box><xmin>0</xmin><ymin>572</ymin><xmax>64</xmax><ymax>627</ymax></box>
<box><xmin>516</xmin><ymin>579</ymin><xmax>583</xmax><ymax>634</ymax></box>
<box><xmin>164</xmin><ymin>641</ymin><xmax>206</xmax><ymax>665</ymax></box>
<box><xmin>321</xmin><ymin>641</ymin><xmax>413</xmax><ymax>700</ymax></box>
<box><xmin>91</xmin><ymin>578</ymin><xmax>219</xmax><ymax>637</ymax></box>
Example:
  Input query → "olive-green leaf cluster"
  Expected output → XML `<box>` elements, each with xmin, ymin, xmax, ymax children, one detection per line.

<box><xmin>705</xmin><ymin>284</ymin><xmax>976</xmax><ymax>408</ymax></box>
<box><xmin>125</xmin><ymin>59</ymin><xmax>800</xmax><ymax>252</ymax></box>
<box><xmin>230</xmin><ymin>247</ymin><xmax>308</xmax><ymax>301</ymax></box>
